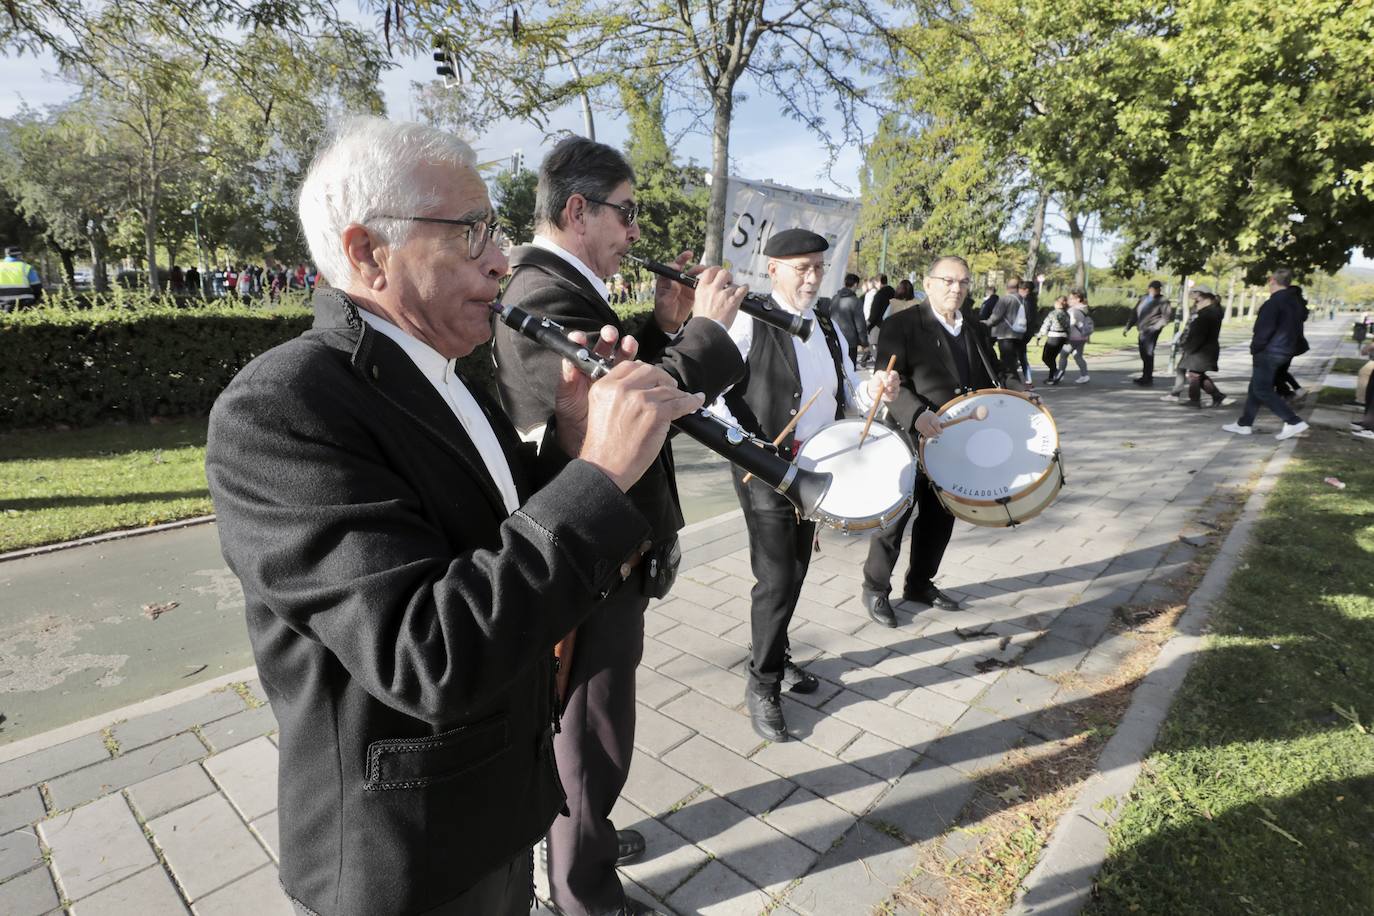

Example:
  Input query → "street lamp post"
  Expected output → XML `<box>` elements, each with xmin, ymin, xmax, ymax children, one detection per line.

<box><xmin>181</xmin><ymin>203</ymin><xmax>205</xmax><ymax>297</ymax></box>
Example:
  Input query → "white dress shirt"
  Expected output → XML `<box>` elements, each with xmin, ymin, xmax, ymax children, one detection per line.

<box><xmin>933</xmin><ymin>308</ymin><xmax>964</xmax><ymax>337</ymax></box>
<box><xmin>709</xmin><ymin>294</ymin><xmax>873</xmax><ymax>444</ymax></box>
<box><xmin>360</xmin><ymin>310</ymin><xmax>521</xmax><ymax>516</ymax></box>
<box><xmin>532</xmin><ymin>234</ymin><xmax>611</xmax><ymax>302</ymax></box>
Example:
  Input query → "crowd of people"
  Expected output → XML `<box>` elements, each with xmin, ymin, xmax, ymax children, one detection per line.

<box><xmin>164</xmin><ymin>262</ymin><xmax>320</xmax><ymax>300</ymax></box>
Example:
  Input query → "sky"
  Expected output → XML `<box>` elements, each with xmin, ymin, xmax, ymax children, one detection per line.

<box><xmin>3</xmin><ymin>24</ymin><xmax>1370</xmax><ymax>274</ymax></box>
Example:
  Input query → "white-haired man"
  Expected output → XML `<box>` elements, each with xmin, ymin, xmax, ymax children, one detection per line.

<box><xmin>206</xmin><ymin>116</ymin><xmax>721</xmax><ymax>916</ymax></box>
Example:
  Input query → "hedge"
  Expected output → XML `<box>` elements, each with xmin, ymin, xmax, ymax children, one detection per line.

<box><xmin>2</xmin><ymin>301</ymin><xmax>658</xmax><ymax>432</ymax></box>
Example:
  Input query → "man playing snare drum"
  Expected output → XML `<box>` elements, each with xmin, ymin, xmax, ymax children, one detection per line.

<box><xmin>708</xmin><ymin>228</ymin><xmax>898</xmax><ymax>742</ymax></box>
<box><xmin>860</xmin><ymin>255</ymin><xmax>1015</xmax><ymax>626</ymax></box>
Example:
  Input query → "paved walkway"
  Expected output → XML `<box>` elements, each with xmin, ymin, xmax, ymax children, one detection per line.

<box><xmin>0</xmin><ymin>320</ymin><xmax>1347</xmax><ymax>916</ymax></box>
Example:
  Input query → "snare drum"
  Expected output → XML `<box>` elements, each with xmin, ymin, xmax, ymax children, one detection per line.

<box><xmin>794</xmin><ymin>418</ymin><xmax>916</xmax><ymax>534</ymax></box>
<box><xmin>919</xmin><ymin>389</ymin><xmax>1063</xmax><ymax>527</ymax></box>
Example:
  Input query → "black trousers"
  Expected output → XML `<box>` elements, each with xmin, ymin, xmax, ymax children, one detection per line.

<box><xmin>292</xmin><ymin>849</ymin><xmax>533</xmax><ymax>915</ymax></box>
<box><xmin>1137</xmin><ymin>329</ymin><xmax>1162</xmax><ymax>380</ymax></box>
<box><xmin>863</xmin><ymin>476</ymin><xmax>956</xmax><ymax>597</ymax></box>
<box><xmin>732</xmin><ymin>465</ymin><xmax>816</xmax><ymax>692</ymax></box>
<box><xmin>546</xmin><ymin>583</ymin><xmax>646</xmax><ymax>916</ymax></box>
<box><xmin>996</xmin><ymin>338</ymin><xmax>1027</xmax><ymax>384</ymax></box>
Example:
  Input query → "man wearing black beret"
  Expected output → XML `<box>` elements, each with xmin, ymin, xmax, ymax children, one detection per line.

<box><xmin>709</xmin><ymin>228</ymin><xmax>899</xmax><ymax>741</ymax></box>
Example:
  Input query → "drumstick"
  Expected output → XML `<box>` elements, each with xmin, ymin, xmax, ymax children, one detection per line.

<box><xmin>741</xmin><ymin>389</ymin><xmax>823</xmax><ymax>485</ymax></box>
<box><xmin>940</xmin><ymin>405</ymin><xmax>990</xmax><ymax>429</ymax></box>
<box><xmin>857</xmin><ymin>355</ymin><xmax>897</xmax><ymax>448</ymax></box>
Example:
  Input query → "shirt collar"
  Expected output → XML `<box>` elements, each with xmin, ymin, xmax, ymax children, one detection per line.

<box><xmin>932</xmin><ymin>307</ymin><xmax>963</xmax><ymax>335</ymax></box>
<box><xmin>532</xmin><ymin>234</ymin><xmax>610</xmax><ymax>303</ymax></box>
<box><xmin>358</xmin><ymin>309</ymin><xmax>455</xmax><ymax>383</ymax></box>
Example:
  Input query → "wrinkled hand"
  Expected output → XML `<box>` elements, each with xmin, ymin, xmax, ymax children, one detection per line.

<box><xmin>691</xmin><ymin>265</ymin><xmax>748</xmax><ymax>329</ymax></box>
<box><xmin>653</xmin><ymin>249</ymin><xmax>697</xmax><ymax>333</ymax></box>
<box><xmin>578</xmin><ymin>361</ymin><xmax>704</xmax><ymax>492</ymax></box>
<box><xmin>866</xmin><ymin>369</ymin><xmax>900</xmax><ymax>403</ymax></box>
<box><xmin>914</xmin><ymin>410</ymin><xmax>943</xmax><ymax>440</ymax></box>
<box><xmin>554</xmin><ymin>326</ymin><xmax>638</xmax><ymax>456</ymax></box>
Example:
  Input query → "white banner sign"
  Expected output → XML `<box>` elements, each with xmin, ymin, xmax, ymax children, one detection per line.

<box><xmin>719</xmin><ymin>176</ymin><xmax>861</xmax><ymax>296</ymax></box>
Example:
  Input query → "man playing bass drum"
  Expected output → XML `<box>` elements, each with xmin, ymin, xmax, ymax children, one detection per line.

<box><xmin>860</xmin><ymin>255</ymin><xmax>1018</xmax><ymax>627</ymax></box>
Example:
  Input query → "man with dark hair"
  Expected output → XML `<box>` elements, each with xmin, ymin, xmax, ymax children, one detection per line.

<box><xmin>978</xmin><ymin>282</ymin><xmax>1000</xmax><ymax>320</ymax></box>
<box><xmin>867</xmin><ymin>272</ymin><xmax>896</xmax><ymax>336</ymax></box>
<box><xmin>492</xmin><ymin>135</ymin><xmax>746</xmax><ymax>916</ymax></box>
<box><xmin>982</xmin><ymin>276</ymin><xmax>1029</xmax><ymax>386</ymax></box>
<box><xmin>862</xmin><ymin>255</ymin><xmax>1008</xmax><ymax>625</ymax></box>
<box><xmin>1123</xmin><ymin>279</ymin><xmax>1173</xmax><ymax>385</ymax></box>
<box><xmin>1223</xmin><ymin>267</ymin><xmax>1310</xmax><ymax>441</ymax></box>
<box><xmin>829</xmin><ymin>272</ymin><xmax>868</xmax><ymax>366</ymax></box>
<box><xmin>709</xmin><ymin>228</ymin><xmax>898</xmax><ymax>742</ymax></box>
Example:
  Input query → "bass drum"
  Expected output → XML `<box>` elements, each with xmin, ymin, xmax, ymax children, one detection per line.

<box><xmin>794</xmin><ymin>418</ymin><xmax>916</xmax><ymax>535</ymax></box>
<box><xmin>919</xmin><ymin>389</ymin><xmax>1064</xmax><ymax>527</ymax></box>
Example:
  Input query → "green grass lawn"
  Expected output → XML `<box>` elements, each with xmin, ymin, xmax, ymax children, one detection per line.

<box><xmin>1086</xmin><ymin>428</ymin><xmax>1374</xmax><ymax>915</ymax></box>
<box><xmin>1332</xmin><ymin>357</ymin><xmax>1370</xmax><ymax>374</ymax></box>
<box><xmin>0</xmin><ymin>418</ymin><xmax>212</xmax><ymax>553</ymax></box>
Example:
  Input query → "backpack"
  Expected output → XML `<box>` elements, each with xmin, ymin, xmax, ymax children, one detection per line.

<box><xmin>1073</xmin><ymin>307</ymin><xmax>1095</xmax><ymax>339</ymax></box>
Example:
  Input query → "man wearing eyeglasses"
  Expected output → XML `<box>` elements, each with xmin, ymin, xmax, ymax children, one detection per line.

<box><xmin>860</xmin><ymin>255</ymin><xmax>1009</xmax><ymax>627</ymax></box>
<box><xmin>708</xmin><ymin>228</ymin><xmax>899</xmax><ymax>742</ymax></box>
<box><xmin>205</xmin><ymin>117</ymin><xmax>712</xmax><ymax>916</ymax></box>
<box><xmin>492</xmin><ymin>136</ymin><xmax>746</xmax><ymax>916</ymax></box>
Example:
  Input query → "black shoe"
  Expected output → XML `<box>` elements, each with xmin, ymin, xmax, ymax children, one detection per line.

<box><xmin>746</xmin><ymin>687</ymin><xmax>788</xmax><ymax>742</ymax></box>
<box><xmin>903</xmin><ymin>584</ymin><xmax>961</xmax><ymax>610</ymax></box>
<box><xmin>1183</xmin><ymin>399</ymin><xmax>1201</xmax><ymax>409</ymax></box>
<box><xmin>616</xmin><ymin>829</ymin><xmax>646</xmax><ymax>865</ymax></box>
<box><xmin>861</xmin><ymin>589</ymin><xmax>898</xmax><ymax>627</ymax></box>
<box><xmin>1132</xmin><ymin>377</ymin><xmax>1153</xmax><ymax>387</ymax></box>
<box><xmin>1210</xmin><ymin>395</ymin><xmax>1228</xmax><ymax>408</ymax></box>
<box><xmin>781</xmin><ymin>659</ymin><xmax>819</xmax><ymax>694</ymax></box>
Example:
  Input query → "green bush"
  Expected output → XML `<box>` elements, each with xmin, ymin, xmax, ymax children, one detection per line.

<box><xmin>2</xmin><ymin>299</ymin><xmax>659</xmax><ymax>431</ymax></box>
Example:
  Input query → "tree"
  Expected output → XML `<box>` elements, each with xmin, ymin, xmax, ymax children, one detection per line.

<box><xmin>491</xmin><ymin>169</ymin><xmax>537</xmax><ymax>245</ymax></box>
<box><xmin>619</xmin><ymin>81</ymin><xmax>708</xmax><ymax>261</ymax></box>
<box><xmin>388</xmin><ymin>0</ymin><xmax>899</xmax><ymax>265</ymax></box>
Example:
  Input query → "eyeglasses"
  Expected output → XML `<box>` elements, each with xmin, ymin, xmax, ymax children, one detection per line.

<box><xmin>777</xmin><ymin>261</ymin><xmax>826</xmax><ymax>280</ymax></box>
<box><xmin>583</xmin><ymin>197</ymin><xmax>640</xmax><ymax>226</ymax></box>
<box><xmin>927</xmin><ymin>275</ymin><xmax>973</xmax><ymax>289</ymax></box>
<box><xmin>374</xmin><ymin>214</ymin><xmax>508</xmax><ymax>259</ymax></box>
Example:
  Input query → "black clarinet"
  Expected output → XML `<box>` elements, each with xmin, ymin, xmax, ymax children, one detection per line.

<box><xmin>625</xmin><ymin>254</ymin><xmax>814</xmax><ymax>341</ymax></box>
<box><xmin>491</xmin><ymin>301</ymin><xmax>831</xmax><ymax>518</ymax></box>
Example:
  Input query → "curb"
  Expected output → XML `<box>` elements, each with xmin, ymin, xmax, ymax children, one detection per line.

<box><xmin>0</xmin><ymin>514</ymin><xmax>217</xmax><ymax>563</ymax></box>
<box><xmin>1007</xmin><ymin>329</ymin><xmax>1340</xmax><ymax>915</ymax></box>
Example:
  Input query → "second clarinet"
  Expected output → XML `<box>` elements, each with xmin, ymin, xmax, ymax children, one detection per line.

<box><xmin>626</xmin><ymin>254</ymin><xmax>813</xmax><ymax>341</ymax></box>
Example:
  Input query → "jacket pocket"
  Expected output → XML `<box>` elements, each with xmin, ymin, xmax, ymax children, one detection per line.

<box><xmin>365</xmin><ymin>715</ymin><xmax>509</xmax><ymax>790</ymax></box>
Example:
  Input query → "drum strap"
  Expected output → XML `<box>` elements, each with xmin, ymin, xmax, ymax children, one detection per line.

<box><xmin>815</xmin><ymin>311</ymin><xmax>849</xmax><ymax>415</ymax></box>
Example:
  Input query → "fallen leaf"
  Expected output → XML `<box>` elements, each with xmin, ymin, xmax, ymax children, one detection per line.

<box><xmin>142</xmin><ymin>601</ymin><xmax>180</xmax><ymax>621</ymax></box>
<box><xmin>996</xmin><ymin>785</ymin><xmax>1026</xmax><ymax>804</ymax></box>
<box><xmin>975</xmin><ymin>658</ymin><xmax>1013</xmax><ymax>673</ymax></box>
<box><xmin>182</xmin><ymin>664</ymin><xmax>208</xmax><ymax>678</ymax></box>
<box><xmin>954</xmin><ymin>625</ymin><xmax>993</xmax><ymax>640</ymax></box>
<box><xmin>998</xmin><ymin>635</ymin><xmax>1012</xmax><ymax>651</ymax></box>
<box><xmin>1258</xmin><ymin>817</ymin><xmax>1304</xmax><ymax>847</ymax></box>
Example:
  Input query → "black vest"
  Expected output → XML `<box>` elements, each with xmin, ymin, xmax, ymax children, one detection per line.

<box><xmin>723</xmin><ymin>301</ymin><xmax>850</xmax><ymax>459</ymax></box>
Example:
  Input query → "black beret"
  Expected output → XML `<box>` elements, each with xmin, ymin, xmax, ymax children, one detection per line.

<box><xmin>763</xmin><ymin>228</ymin><xmax>829</xmax><ymax>258</ymax></box>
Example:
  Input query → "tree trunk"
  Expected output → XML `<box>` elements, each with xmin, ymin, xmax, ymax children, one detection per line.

<box><xmin>1225</xmin><ymin>269</ymin><xmax>1237</xmax><ymax>318</ymax></box>
<box><xmin>144</xmin><ymin>200</ymin><xmax>161</xmax><ymax>294</ymax></box>
<box><xmin>56</xmin><ymin>246</ymin><xmax>77</xmax><ymax>289</ymax></box>
<box><xmin>702</xmin><ymin>89</ymin><xmax>734</xmax><ymax>267</ymax></box>
<box><xmin>1025</xmin><ymin>190</ymin><xmax>1048</xmax><ymax>279</ymax></box>
<box><xmin>1066</xmin><ymin>211</ymin><xmax>1086</xmax><ymax>289</ymax></box>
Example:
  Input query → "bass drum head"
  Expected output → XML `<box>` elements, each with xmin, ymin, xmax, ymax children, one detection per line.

<box><xmin>920</xmin><ymin>390</ymin><xmax>1060</xmax><ymax>525</ymax></box>
<box><xmin>795</xmin><ymin>419</ymin><xmax>916</xmax><ymax>534</ymax></box>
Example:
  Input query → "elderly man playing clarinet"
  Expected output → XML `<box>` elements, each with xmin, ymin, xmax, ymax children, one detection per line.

<box><xmin>205</xmin><ymin>115</ymin><xmax>723</xmax><ymax>916</ymax></box>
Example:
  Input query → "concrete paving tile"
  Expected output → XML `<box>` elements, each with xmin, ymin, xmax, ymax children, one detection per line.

<box><xmin>126</xmin><ymin>763</ymin><xmax>216</xmax><ymax>822</ymax></box>
<box><xmin>776</xmin><ymin>697</ymin><xmax>862</xmax><ymax>756</ymax></box>
<box><xmin>658</xmin><ymin>601</ymin><xmax>739</xmax><ymax>637</ymax></box>
<box><xmin>761</xmin><ymin>786</ymin><xmax>853</xmax><ymax>854</ymax></box>
<box><xmin>667</xmin><ymin>792</ymin><xmax>816</xmax><ymax>894</ymax></box>
<box><xmin>241</xmin><ymin>680</ymin><xmax>268</xmax><ymax>707</ymax></box>
<box><xmin>0</xmin><ymin>788</ymin><xmax>45</xmax><ymax>835</ymax></box>
<box><xmin>250</xmin><ymin>810</ymin><xmax>279</xmax><ymax>862</ymax></box>
<box><xmin>662</xmin><ymin>736</ymin><xmax>792</xmax><ymax>815</ymax></box>
<box><xmin>717</xmin><ymin>620</ymin><xmax>752</xmax><ymax>648</ymax></box>
<box><xmin>751</xmin><ymin>740</ymin><xmax>886</xmax><ymax>816</ymax></box>
<box><xmin>68</xmin><ymin>864</ymin><xmax>188</xmax><ymax>915</ymax></box>
<box><xmin>46</xmin><ymin>733</ymin><xmax>208</xmax><ymax>812</ymax></box>
<box><xmin>110</xmin><ymin>690</ymin><xmax>245</xmax><ymax>754</ymax></box>
<box><xmin>792</xmin><ymin>598</ymin><xmax>869</xmax><ymax>636</ymax></box>
<box><xmin>204</xmin><ymin>736</ymin><xmax>278</xmax><ymax>821</ymax></box>
<box><xmin>974</xmin><ymin>668</ymin><xmax>1062</xmax><ymax>719</ymax></box>
<box><xmin>197</xmin><ymin>706</ymin><xmax>279</xmax><ymax>754</ymax></box>
<box><xmin>193</xmin><ymin>865</ymin><xmax>294</xmax><ymax>916</ymax></box>
<box><xmin>666</xmin><ymin>859</ymin><xmax>772</xmax><ymax>916</ymax></box>
<box><xmin>683</xmin><ymin>565</ymin><xmax>728</xmax><ymax>586</ymax></box>
<box><xmin>0</xmin><ymin>864</ymin><xmax>60</xmax><ymax>916</ymax></box>
<box><xmin>636</xmin><ymin>666</ymin><xmax>690</xmax><ymax>709</ymax></box>
<box><xmin>0</xmin><ymin>827</ymin><xmax>44</xmax><ymax>882</ymax></box>
<box><xmin>895</xmin><ymin>687</ymin><xmax>969</xmax><ymax>728</ymax></box>
<box><xmin>659</xmin><ymin>693</ymin><xmax>761</xmax><ymax>756</ymax></box>
<box><xmin>40</xmin><ymin>793</ymin><xmax>156</xmax><ymax>901</ymax></box>
<box><xmin>784</xmin><ymin>822</ymin><xmax>911</xmax><ymax>916</ymax></box>
<box><xmin>634</xmin><ymin>703</ymin><xmax>697</xmax><ymax>757</ymax></box>
<box><xmin>643</xmin><ymin>608</ymin><xmax>677</xmax><ymax>638</ymax></box>
<box><xmin>839</xmin><ymin>732</ymin><xmax>921</xmax><ymax>783</ymax></box>
<box><xmin>658</xmin><ymin>654</ymin><xmax>748</xmax><ymax>708</ymax></box>
<box><xmin>922</xmin><ymin>667</ymin><xmax>988</xmax><ymax>704</ymax></box>
<box><xmin>659</xmin><ymin>622</ymin><xmax>750</xmax><ymax>670</ymax></box>
<box><xmin>639</xmin><ymin>636</ymin><xmax>682</xmax><ymax>671</ymax></box>
<box><xmin>621</xmin><ymin>752</ymin><xmax>699</xmax><ymax>816</ymax></box>
<box><xmin>148</xmin><ymin>794</ymin><xmax>268</xmax><ymax>902</ymax></box>
<box><xmin>825</xmin><ymin>691</ymin><xmax>943</xmax><ymax>751</ymax></box>
<box><xmin>924</xmin><ymin>706</ymin><xmax>1027</xmax><ymax>776</ymax></box>
<box><xmin>614</xmin><ymin>811</ymin><xmax>709</xmax><ymax>899</ymax></box>
<box><xmin>1016</xmin><ymin>634</ymin><xmax>1092</xmax><ymax>676</ymax></box>
<box><xmin>668</xmin><ymin>579</ymin><xmax>734</xmax><ymax>610</ymax></box>
<box><xmin>0</xmin><ymin>734</ymin><xmax>109</xmax><ymax>797</ymax></box>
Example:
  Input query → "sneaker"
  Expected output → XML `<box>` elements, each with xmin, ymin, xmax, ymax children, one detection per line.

<box><xmin>1354</xmin><ymin>428</ymin><xmax>1374</xmax><ymax>440</ymax></box>
<box><xmin>1352</xmin><ymin>422</ymin><xmax>1366</xmax><ymax>431</ymax></box>
<box><xmin>1222</xmin><ymin>422</ymin><xmax>1253</xmax><ymax>435</ymax></box>
<box><xmin>1276</xmin><ymin>421</ymin><xmax>1309</xmax><ymax>441</ymax></box>
<box><xmin>1074</xmin><ymin>375</ymin><xmax>1090</xmax><ymax>384</ymax></box>
<box><xmin>1159</xmin><ymin>394</ymin><xmax>1178</xmax><ymax>402</ymax></box>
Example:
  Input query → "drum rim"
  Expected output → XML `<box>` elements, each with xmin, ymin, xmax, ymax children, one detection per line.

<box><xmin>936</xmin><ymin>463</ymin><xmax>1064</xmax><ymax>527</ymax></box>
<box><xmin>918</xmin><ymin>387</ymin><xmax>1061</xmax><ymax>508</ymax></box>
<box><xmin>798</xmin><ymin>417</ymin><xmax>916</xmax><ymax>532</ymax></box>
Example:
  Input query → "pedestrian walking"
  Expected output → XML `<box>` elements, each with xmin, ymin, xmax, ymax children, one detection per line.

<box><xmin>982</xmin><ymin>276</ymin><xmax>1032</xmax><ymax>388</ymax></box>
<box><xmin>1176</xmin><ymin>286</ymin><xmax>1227</xmax><ymax>408</ymax></box>
<box><xmin>1123</xmin><ymin>280</ymin><xmax>1173</xmax><ymax>386</ymax></box>
<box><xmin>1034</xmin><ymin>295</ymin><xmax>1071</xmax><ymax>383</ymax></box>
<box><xmin>1272</xmin><ymin>285</ymin><xmax>1309</xmax><ymax>402</ymax></box>
<box><xmin>1058</xmin><ymin>287</ymin><xmax>1093</xmax><ymax>383</ymax></box>
<box><xmin>1223</xmin><ymin>267</ymin><xmax>1310</xmax><ymax>440</ymax></box>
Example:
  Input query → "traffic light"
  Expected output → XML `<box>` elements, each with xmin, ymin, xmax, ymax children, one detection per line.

<box><xmin>433</xmin><ymin>41</ymin><xmax>456</xmax><ymax>80</ymax></box>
